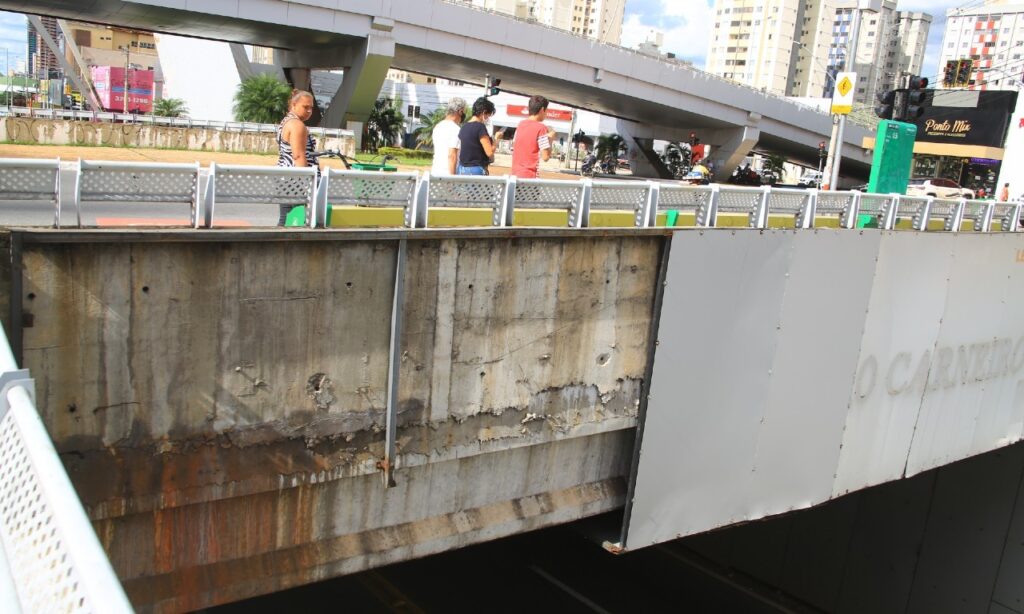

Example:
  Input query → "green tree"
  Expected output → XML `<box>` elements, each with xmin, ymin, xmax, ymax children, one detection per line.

<box><xmin>232</xmin><ymin>74</ymin><xmax>291</xmax><ymax>124</ymax></box>
<box><xmin>414</xmin><ymin>107</ymin><xmax>447</xmax><ymax>149</ymax></box>
<box><xmin>596</xmin><ymin>134</ymin><xmax>625</xmax><ymax>159</ymax></box>
<box><xmin>762</xmin><ymin>153</ymin><xmax>788</xmax><ymax>184</ymax></box>
<box><xmin>364</xmin><ymin>97</ymin><xmax>405</xmax><ymax>152</ymax></box>
<box><xmin>153</xmin><ymin>97</ymin><xmax>188</xmax><ymax>118</ymax></box>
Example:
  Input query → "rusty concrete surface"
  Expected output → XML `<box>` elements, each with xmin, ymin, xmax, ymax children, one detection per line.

<box><xmin>12</xmin><ymin>232</ymin><xmax>663</xmax><ymax>611</ymax></box>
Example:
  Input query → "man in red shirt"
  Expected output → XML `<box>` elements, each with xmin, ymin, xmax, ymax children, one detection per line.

<box><xmin>511</xmin><ymin>95</ymin><xmax>555</xmax><ymax>178</ymax></box>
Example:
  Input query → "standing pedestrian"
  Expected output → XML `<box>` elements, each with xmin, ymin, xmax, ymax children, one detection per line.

<box><xmin>276</xmin><ymin>89</ymin><xmax>317</xmax><ymax>226</ymax></box>
<box><xmin>457</xmin><ymin>97</ymin><xmax>503</xmax><ymax>175</ymax></box>
<box><xmin>999</xmin><ymin>182</ymin><xmax>1010</xmax><ymax>202</ymax></box>
<box><xmin>432</xmin><ymin>97</ymin><xmax>466</xmax><ymax>176</ymax></box>
<box><xmin>511</xmin><ymin>95</ymin><xmax>555</xmax><ymax>179</ymax></box>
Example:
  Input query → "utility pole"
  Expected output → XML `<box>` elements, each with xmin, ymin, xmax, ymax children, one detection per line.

<box><xmin>822</xmin><ymin>7</ymin><xmax>862</xmax><ymax>190</ymax></box>
<box><xmin>823</xmin><ymin>0</ymin><xmax>882</xmax><ymax>189</ymax></box>
<box><xmin>121</xmin><ymin>45</ymin><xmax>130</xmax><ymax>114</ymax></box>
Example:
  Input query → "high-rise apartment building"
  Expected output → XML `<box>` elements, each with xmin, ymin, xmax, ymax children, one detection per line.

<box><xmin>939</xmin><ymin>2</ymin><xmax>1024</xmax><ymax>91</ymax></box>
<box><xmin>466</xmin><ymin>0</ymin><xmax>626</xmax><ymax>44</ymax></box>
<box><xmin>824</xmin><ymin>2</ymin><xmax>930</xmax><ymax>107</ymax></box>
<box><xmin>705</xmin><ymin>0</ymin><xmax>836</xmax><ymax>97</ymax></box>
<box><xmin>27</xmin><ymin>16</ymin><xmax>62</xmax><ymax>78</ymax></box>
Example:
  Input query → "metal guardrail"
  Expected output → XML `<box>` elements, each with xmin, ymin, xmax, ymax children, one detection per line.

<box><xmin>0</xmin><ymin>106</ymin><xmax>354</xmax><ymax>140</ymax></box>
<box><xmin>0</xmin><ymin>324</ymin><xmax>132</xmax><ymax>613</ymax></box>
<box><xmin>2</xmin><ymin>157</ymin><xmax>1022</xmax><ymax>233</ymax></box>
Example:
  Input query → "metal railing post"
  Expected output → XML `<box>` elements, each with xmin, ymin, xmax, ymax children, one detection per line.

<box><xmin>753</xmin><ymin>185</ymin><xmax>771</xmax><ymax>229</ymax></box>
<box><xmin>980</xmin><ymin>202</ymin><xmax>995</xmax><ymax>232</ymax></box>
<box><xmin>571</xmin><ymin>178</ymin><xmax>592</xmax><ymax>228</ymax></box>
<box><xmin>500</xmin><ymin>175</ymin><xmax>516</xmax><ymax>227</ymax></box>
<box><xmin>642</xmin><ymin>181</ymin><xmax>659</xmax><ymax>228</ymax></box>
<box><xmin>947</xmin><ymin>198</ymin><xmax>966</xmax><ymax>232</ymax></box>
<box><xmin>414</xmin><ymin>173</ymin><xmax>430</xmax><ymax>228</ymax></box>
<box><xmin>881</xmin><ymin>194</ymin><xmax>900</xmax><ymax>230</ymax></box>
<box><xmin>698</xmin><ymin>184</ymin><xmax>720</xmax><ymax>228</ymax></box>
<box><xmin>913</xmin><ymin>196</ymin><xmax>933</xmax><ymax>232</ymax></box>
<box><xmin>799</xmin><ymin>188</ymin><xmax>817</xmax><ymax>229</ymax></box>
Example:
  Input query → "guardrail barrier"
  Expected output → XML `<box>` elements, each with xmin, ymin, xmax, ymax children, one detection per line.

<box><xmin>1</xmin><ymin>157</ymin><xmax>1022</xmax><ymax>233</ymax></box>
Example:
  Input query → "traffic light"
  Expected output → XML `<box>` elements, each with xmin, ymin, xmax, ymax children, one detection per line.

<box><xmin>486</xmin><ymin>75</ymin><xmax>501</xmax><ymax>97</ymax></box>
<box><xmin>818</xmin><ymin>141</ymin><xmax>827</xmax><ymax>160</ymax></box>
<box><xmin>943</xmin><ymin>60</ymin><xmax>957</xmax><ymax>87</ymax></box>
<box><xmin>955</xmin><ymin>59</ymin><xmax>973</xmax><ymax>87</ymax></box>
<box><xmin>904</xmin><ymin>75</ymin><xmax>929</xmax><ymax>121</ymax></box>
<box><xmin>875</xmin><ymin>89</ymin><xmax>895</xmax><ymax>120</ymax></box>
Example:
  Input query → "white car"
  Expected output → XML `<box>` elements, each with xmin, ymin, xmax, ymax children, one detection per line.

<box><xmin>905</xmin><ymin>177</ymin><xmax>975</xmax><ymax>199</ymax></box>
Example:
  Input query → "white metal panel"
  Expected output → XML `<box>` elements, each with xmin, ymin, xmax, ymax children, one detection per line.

<box><xmin>906</xmin><ymin>234</ymin><xmax>1024</xmax><ymax>475</ymax></box>
<box><xmin>625</xmin><ymin>230</ymin><xmax>794</xmax><ymax>547</ymax></box>
<box><xmin>832</xmin><ymin>233</ymin><xmax>957</xmax><ymax>497</ymax></box>
<box><xmin>742</xmin><ymin>230</ymin><xmax>878</xmax><ymax>516</ymax></box>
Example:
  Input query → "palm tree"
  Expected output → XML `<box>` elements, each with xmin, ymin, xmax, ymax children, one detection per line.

<box><xmin>364</xmin><ymin>97</ymin><xmax>405</xmax><ymax>152</ymax></box>
<box><xmin>233</xmin><ymin>74</ymin><xmax>291</xmax><ymax>124</ymax></box>
<box><xmin>414</xmin><ymin>108</ymin><xmax>447</xmax><ymax>149</ymax></box>
<box><xmin>596</xmin><ymin>134</ymin><xmax>625</xmax><ymax>160</ymax></box>
<box><xmin>153</xmin><ymin>97</ymin><xmax>188</xmax><ymax>118</ymax></box>
<box><xmin>762</xmin><ymin>153</ymin><xmax>788</xmax><ymax>185</ymax></box>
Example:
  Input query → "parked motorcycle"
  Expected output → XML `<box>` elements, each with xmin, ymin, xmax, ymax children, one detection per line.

<box><xmin>580</xmin><ymin>153</ymin><xmax>598</xmax><ymax>177</ymax></box>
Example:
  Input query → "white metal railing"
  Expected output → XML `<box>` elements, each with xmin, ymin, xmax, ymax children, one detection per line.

<box><xmin>0</xmin><ymin>324</ymin><xmax>132</xmax><ymax>613</ymax></box>
<box><xmin>0</xmin><ymin>106</ymin><xmax>353</xmax><ymax>140</ymax></box>
<box><xmin>2</xmin><ymin>157</ymin><xmax>1022</xmax><ymax>233</ymax></box>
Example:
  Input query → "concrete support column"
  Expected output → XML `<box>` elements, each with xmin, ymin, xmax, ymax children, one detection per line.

<box><xmin>229</xmin><ymin>43</ymin><xmax>286</xmax><ymax>82</ymax></box>
<box><xmin>322</xmin><ymin>18</ymin><xmax>396</xmax><ymax>129</ymax></box>
<box><xmin>707</xmin><ymin>120</ymin><xmax>761</xmax><ymax>183</ymax></box>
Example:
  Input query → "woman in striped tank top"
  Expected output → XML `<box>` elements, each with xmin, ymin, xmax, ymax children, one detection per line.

<box><xmin>276</xmin><ymin>89</ymin><xmax>317</xmax><ymax>225</ymax></box>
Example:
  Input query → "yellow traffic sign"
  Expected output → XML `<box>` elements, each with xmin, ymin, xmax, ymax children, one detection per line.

<box><xmin>831</xmin><ymin>71</ymin><xmax>856</xmax><ymax>115</ymax></box>
<box><xmin>837</xmin><ymin>76</ymin><xmax>853</xmax><ymax>98</ymax></box>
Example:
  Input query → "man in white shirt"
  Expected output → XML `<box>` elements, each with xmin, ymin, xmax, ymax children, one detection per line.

<box><xmin>431</xmin><ymin>98</ymin><xmax>467</xmax><ymax>176</ymax></box>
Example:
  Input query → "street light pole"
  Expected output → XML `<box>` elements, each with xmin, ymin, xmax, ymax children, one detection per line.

<box><xmin>823</xmin><ymin>3</ymin><xmax>868</xmax><ymax>190</ymax></box>
<box><xmin>121</xmin><ymin>45</ymin><xmax>130</xmax><ymax>114</ymax></box>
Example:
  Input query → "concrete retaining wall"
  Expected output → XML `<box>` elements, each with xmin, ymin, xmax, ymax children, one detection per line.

<box><xmin>0</xmin><ymin>117</ymin><xmax>355</xmax><ymax>155</ymax></box>
<box><xmin>9</xmin><ymin>229</ymin><xmax>663</xmax><ymax>612</ymax></box>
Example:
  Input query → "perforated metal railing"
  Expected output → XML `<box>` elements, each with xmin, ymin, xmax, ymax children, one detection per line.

<box><xmin>315</xmin><ymin>170</ymin><xmax>421</xmax><ymax>229</ymax></box>
<box><xmin>2</xmin><ymin>157</ymin><xmax>1022</xmax><ymax>233</ymax></box>
<box><xmin>0</xmin><ymin>326</ymin><xmax>132</xmax><ymax>614</ymax></box>
<box><xmin>426</xmin><ymin>175</ymin><xmax>509</xmax><ymax>227</ymax></box>
<box><xmin>512</xmin><ymin>178</ymin><xmax>587</xmax><ymax>227</ymax></box>
<box><xmin>204</xmin><ymin>163</ymin><xmax>318</xmax><ymax>228</ymax></box>
<box><xmin>0</xmin><ymin>158</ymin><xmax>62</xmax><ymax>228</ymax></box>
<box><xmin>77</xmin><ymin>160</ymin><xmax>201</xmax><ymax>228</ymax></box>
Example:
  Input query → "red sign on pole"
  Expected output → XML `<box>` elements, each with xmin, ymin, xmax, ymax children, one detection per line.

<box><xmin>506</xmin><ymin>105</ymin><xmax>573</xmax><ymax>121</ymax></box>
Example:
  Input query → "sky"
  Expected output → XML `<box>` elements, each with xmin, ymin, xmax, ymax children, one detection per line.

<box><xmin>0</xmin><ymin>11</ymin><xmax>25</xmax><ymax>72</ymax></box>
<box><xmin>620</xmin><ymin>0</ymin><xmax>968</xmax><ymax>84</ymax></box>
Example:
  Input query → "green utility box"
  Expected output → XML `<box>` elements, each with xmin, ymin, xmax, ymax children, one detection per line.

<box><xmin>861</xmin><ymin>120</ymin><xmax>917</xmax><ymax>228</ymax></box>
<box><xmin>866</xmin><ymin>119</ymin><xmax>916</xmax><ymax>195</ymax></box>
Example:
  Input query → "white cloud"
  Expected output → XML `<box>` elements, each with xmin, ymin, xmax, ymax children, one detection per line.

<box><xmin>620</xmin><ymin>1</ymin><xmax>714</xmax><ymax>68</ymax></box>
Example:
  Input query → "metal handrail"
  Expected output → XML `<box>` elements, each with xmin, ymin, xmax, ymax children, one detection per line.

<box><xmin>0</xmin><ymin>324</ymin><xmax>132</xmax><ymax>613</ymax></box>
<box><xmin>2</xmin><ymin>157</ymin><xmax>1021</xmax><ymax>233</ymax></box>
